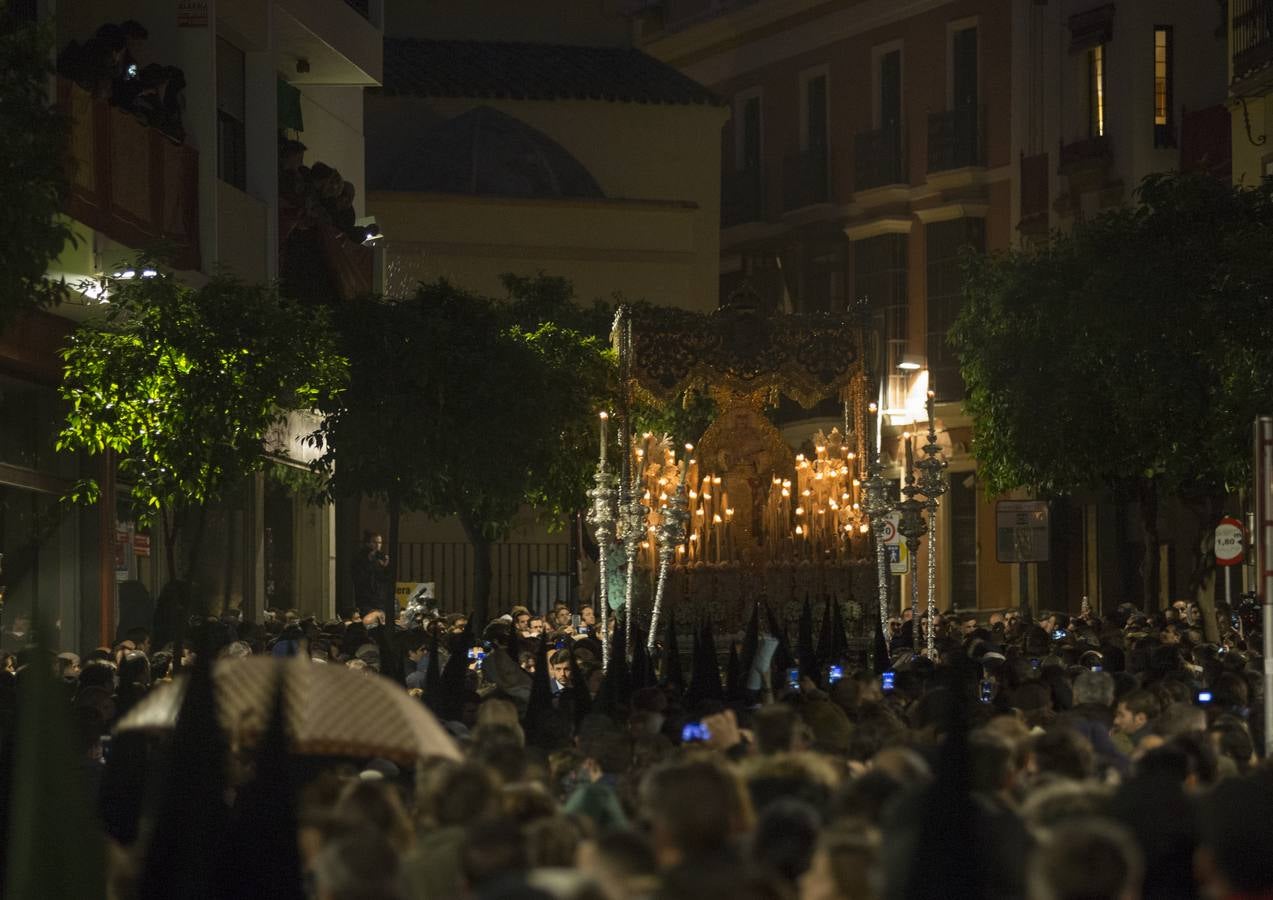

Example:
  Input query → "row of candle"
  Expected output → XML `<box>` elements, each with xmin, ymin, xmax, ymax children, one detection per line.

<box><xmin>602</xmin><ymin>420</ymin><xmax>741</xmax><ymax>567</ymax></box>
<box><xmin>762</xmin><ymin>428</ymin><xmax>869</xmax><ymax>561</ymax></box>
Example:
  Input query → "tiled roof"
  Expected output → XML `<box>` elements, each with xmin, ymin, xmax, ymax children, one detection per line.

<box><xmin>380</xmin><ymin>38</ymin><xmax>724</xmax><ymax>107</ymax></box>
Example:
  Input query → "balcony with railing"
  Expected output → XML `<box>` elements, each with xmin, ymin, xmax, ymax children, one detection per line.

<box><xmin>59</xmin><ymin>79</ymin><xmax>201</xmax><ymax>271</ymax></box>
<box><xmin>1180</xmin><ymin>105</ymin><xmax>1232</xmax><ymax>180</ymax></box>
<box><xmin>1233</xmin><ymin>0</ymin><xmax>1273</xmax><ymax>89</ymax></box>
<box><xmin>853</xmin><ymin>124</ymin><xmax>906</xmax><ymax>192</ymax></box>
<box><xmin>781</xmin><ymin>147</ymin><xmax>829</xmax><ymax>211</ymax></box>
<box><xmin>1058</xmin><ymin>135</ymin><xmax>1110</xmax><ymax>174</ymax></box>
<box><xmin>927</xmin><ymin>105</ymin><xmax>984</xmax><ymax>173</ymax></box>
<box><xmin>721</xmin><ymin>166</ymin><xmax>765</xmax><ymax>227</ymax></box>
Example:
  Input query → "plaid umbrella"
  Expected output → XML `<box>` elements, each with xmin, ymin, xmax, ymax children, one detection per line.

<box><xmin>116</xmin><ymin>656</ymin><xmax>461</xmax><ymax>764</ymax></box>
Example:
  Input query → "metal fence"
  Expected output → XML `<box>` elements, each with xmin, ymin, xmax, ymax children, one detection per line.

<box><xmin>1233</xmin><ymin>0</ymin><xmax>1273</xmax><ymax>82</ymax></box>
<box><xmin>397</xmin><ymin>541</ymin><xmax>573</xmax><ymax>616</ymax></box>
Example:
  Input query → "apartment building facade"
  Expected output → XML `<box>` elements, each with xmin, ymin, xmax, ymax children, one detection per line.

<box><xmin>0</xmin><ymin>0</ymin><xmax>381</xmax><ymax>648</ymax></box>
<box><xmin>1229</xmin><ymin>0</ymin><xmax>1273</xmax><ymax>185</ymax></box>
<box><xmin>637</xmin><ymin>0</ymin><xmax>1229</xmax><ymax>613</ymax></box>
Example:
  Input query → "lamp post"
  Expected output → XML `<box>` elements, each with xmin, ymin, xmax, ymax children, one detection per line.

<box><xmin>650</xmin><ymin>446</ymin><xmax>691</xmax><ymax>655</ymax></box>
<box><xmin>862</xmin><ymin>402</ymin><xmax>896</xmax><ymax>657</ymax></box>
<box><xmin>587</xmin><ymin>412</ymin><xmax>618</xmax><ymax>671</ymax></box>
<box><xmin>895</xmin><ymin>434</ymin><xmax>928</xmax><ymax>650</ymax></box>
<box><xmin>617</xmin><ymin>456</ymin><xmax>647</xmax><ymax>659</ymax></box>
<box><xmin>915</xmin><ymin>391</ymin><xmax>948</xmax><ymax>657</ymax></box>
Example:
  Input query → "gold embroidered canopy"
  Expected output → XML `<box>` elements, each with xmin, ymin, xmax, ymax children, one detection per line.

<box><xmin>625</xmin><ymin>288</ymin><xmax>873</xmax><ymax>409</ymax></box>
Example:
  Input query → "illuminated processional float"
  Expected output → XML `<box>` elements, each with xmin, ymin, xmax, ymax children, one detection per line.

<box><xmin>586</xmin><ymin>288</ymin><xmax>948</xmax><ymax>671</ymax></box>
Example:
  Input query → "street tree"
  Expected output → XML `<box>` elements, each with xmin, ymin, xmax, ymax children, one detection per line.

<box><xmin>0</xmin><ymin>10</ymin><xmax>75</xmax><ymax>328</ymax></box>
<box><xmin>951</xmin><ymin>172</ymin><xmax>1273</xmax><ymax>608</ymax></box>
<box><xmin>498</xmin><ymin>273</ymin><xmax>717</xmax><ymax>447</ymax></box>
<box><xmin>312</xmin><ymin>276</ymin><xmax>611</xmax><ymax>622</ymax></box>
<box><xmin>57</xmin><ymin>271</ymin><xmax>347</xmax><ymax>594</ymax></box>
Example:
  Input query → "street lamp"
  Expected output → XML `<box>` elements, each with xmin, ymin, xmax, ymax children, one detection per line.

<box><xmin>895</xmin><ymin>434</ymin><xmax>928</xmax><ymax>648</ymax></box>
<box><xmin>915</xmin><ymin>391</ymin><xmax>948</xmax><ymax>656</ymax></box>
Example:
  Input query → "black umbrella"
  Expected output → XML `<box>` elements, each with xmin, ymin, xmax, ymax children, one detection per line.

<box><xmin>663</xmin><ymin>610</ymin><xmax>685</xmax><ymax>691</ymax></box>
<box><xmin>694</xmin><ymin>620</ymin><xmax>724</xmax><ymax>703</ymax></box>
<box><xmin>882</xmin><ymin>664</ymin><xmax>988</xmax><ymax>899</ymax></box>
<box><xmin>817</xmin><ymin>596</ymin><xmax>834</xmax><ymax>663</ymax></box>
<box><xmin>523</xmin><ymin>634</ymin><xmax>554</xmax><ymax>745</ymax></box>
<box><xmin>740</xmin><ymin>600</ymin><xmax>760</xmax><ymax>679</ymax></box>
<box><xmin>832</xmin><ymin>595</ymin><xmax>851</xmax><ymax>662</ymax></box>
<box><xmin>136</xmin><ymin>630</ymin><xmax>230</xmax><ymax>900</ymax></box>
<box><xmin>567</xmin><ymin>644</ymin><xmax>592</xmax><ymax>727</ymax></box>
<box><xmin>422</xmin><ymin>629</ymin><xmax>442</xmax><ymax>712</ymax></box>
<box><xmin>875</xmin><ymin>616</ymin><xmax>893</xmax><ymax>675</ymax></box>
<box><xmin>223</xmin><ymin>679</ymin><xmax>304</xmax><ymax>900</ymax></box>
<box><xmin>596</xmin><ymin>621</ymin><xmax>630</xmax><ymax>716</ymax></box>
<box><xmin>797</xmin><ymin>596</ymin><xmax>821</xmax><ymax>687</ymax></box>
<box><xmin>631</xmin><ymin>622</ymin><xmax>655</xmax><ymax>690</ymax></box>
<box><xmin>724</xmin><ymin>641</ymin><xmax>742</xmax><ymax>701</ymax></box>
<box><xmin>434</xmin><ymin>630</ymin><xmax>471</xmax><ymax>724</ymax></box>
<box><xmin>2</xmin><ymin>620</ymin><xmax>105</xmax><ymax>898</ymax></box>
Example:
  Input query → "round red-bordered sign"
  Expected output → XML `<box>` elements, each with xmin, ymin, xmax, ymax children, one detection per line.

<box><xmin>1215</xmin><ymin>516</ymin><xmax>1245</xmax><ymax>566</ymax></box>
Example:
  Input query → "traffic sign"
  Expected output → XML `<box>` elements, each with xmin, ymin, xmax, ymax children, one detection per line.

<box><xmin>887</xmin><ymin>542</ymin><xmax>910</xmax><ymax>575</ymax></box>
<box><xmin>995</xmin><ymin>500</ymin><xmax>1050</xmax><ymax>563</ymax></box>
<box><xmin>1215</xmin><ymin>516</ymin><xmax>1246</xmax><ymax>566</ymax></box>
<box><xmin>881</xmin><ymin>511</ymin><xmax>901</xmax><ymax>545</ymax></box>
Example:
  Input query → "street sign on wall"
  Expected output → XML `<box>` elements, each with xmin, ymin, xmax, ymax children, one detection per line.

<box><xmin>883</xmin><ymin>511</ymin><xmax>909</xmax><ymax>574</ymax></box>
<box><xmin>886</xmin><ymin>542</ymin><xmax>910</xmax><ymax>575</ymax></box>
<box><xmin>995</xmin><ymin>500</ymin><xmax>1050</xmax><ymax>563</ymax></box>
<box><xmin>1215</xmin><ymin>516</ymin><xmax>1246</xmax><ymax>567</ymax></box>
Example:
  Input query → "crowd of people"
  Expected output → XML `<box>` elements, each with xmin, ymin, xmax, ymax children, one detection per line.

<box><xmin>1</xmin><ymin>556</ymin><xmax>1272</xmax><ymax>899</ymax></box>
<box><xmin>58</xmin><ymin>20</ymin><xmax>186</xmax><ymax>142</ymax></box>
<box><xmin>280</xmin><ymin>139</ymin><xmax>380</xmax><ymax>248</ymax></box>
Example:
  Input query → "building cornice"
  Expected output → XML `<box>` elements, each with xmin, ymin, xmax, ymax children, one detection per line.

<box><xmin>645</xmin><ymin>0</ymin><xmax>955</xmax><ymax>87</ymax></box>
<box><xmin>913</xmin><ymin>201</ymin><xmax>989</xmax><ymax>224</ymax></box>
<box><xmin>844</xmin><ymin>215</ymin><xmax>914</xmax><ymax>240</ymax></box>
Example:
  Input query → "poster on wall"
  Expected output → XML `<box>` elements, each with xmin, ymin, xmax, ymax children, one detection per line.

<box><xmin>114</xmin><ymin>526</ymin><xmax>134</xmax><ymax>582</ymax></box>
<box><xmin>177</xmin><ymin>1</ymin><xmax>209</xmax><ymax>27</ymax></box>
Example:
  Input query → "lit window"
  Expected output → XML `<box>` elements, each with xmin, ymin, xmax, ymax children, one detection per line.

<box><xmin>1089</xmin><ymin>45</ymin><xmax>1105</xmax><ymax>138</ymax></box>
<box><xmin>1154</xmin><ymin>30</ymin><xmax>1167</xmax><ymax>125</ymax></box>
<box><xmin>1153</xmin><ymin>27</ymin><xmax>1174</xmax><ymax>148</ymax></box>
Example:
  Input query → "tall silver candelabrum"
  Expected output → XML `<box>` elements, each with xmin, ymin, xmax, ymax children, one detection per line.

<box><xmin>587</xmin><ymin>413</ymin><xmax>618</xmax><ymax>671</ymax></box>
<box><xmin>862</xmin><ymin>405</ymin><xmax>895</xmax><ymax>656</ymax></box>
<box><xmin>895</xmin><ymin>436</ymin><xmax>928</xmax><ymax>651</ymax></box>
<box><xmin>915</xmin><ymin>393</ymin><xmax>948</xmax><ymax>656</ymax></box>
<box><xmin>649</xmin><ymin>458</ymin><xmax>689</xmax><ymax>655</ymax></box>
<box><xmin>616</xmin><ymin>483</ymin><xmax>646</xmax><ymax>659</ymax></box>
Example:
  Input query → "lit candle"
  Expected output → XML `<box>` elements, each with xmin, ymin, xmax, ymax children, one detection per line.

<box><xmin>679</xmin><ymin>444</ymin><xmax>693</xmax><ymax>490</ymax></box>
<box><xmin>599</xmin><ymin>411</ymin><xmax>609</xmax><ymax>466</ymax></box>
<box><xmin>926</xmin><ymin>389</ymin><xmax>936</xmax><ymax>435</ymax></box>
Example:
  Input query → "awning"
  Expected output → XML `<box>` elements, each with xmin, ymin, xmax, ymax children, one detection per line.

<box><xmin>278</xmin><ymin>77</ymin><xmax>304</xmax><ymax>132</ymax></box>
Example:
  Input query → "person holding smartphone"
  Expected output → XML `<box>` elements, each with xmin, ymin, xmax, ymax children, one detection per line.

<box><xmin>350</xmin><ymin>530</ymin><xmax>391</xmax><ymax>619</ymax></box>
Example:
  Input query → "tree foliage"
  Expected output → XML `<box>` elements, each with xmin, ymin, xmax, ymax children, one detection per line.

<box><xmin>312</xmin><ymin>275</ymin><xmax>612</xmax><ymax>615</ymax></box>
<box><xmin>951</xmin><ymin>173</ymin><xmax>1273</xmax><ymax>604</ymax></box>
<box><xmin>497</xmin><ymin>272</ymin><xmax>717</xmax><ymax>447</ymax></box>
<box><xmin>57</xmin><ymin>271</ymin><xmax>347</xmax><ymax>575</ymax></box>
<box><xmin>0</xmin><ymin>9</ymin><xmax>74</xmax><ymax>328</ymax></box>
<box><xmin>952</xmin><ymin>172</ymin><xmax>1273</xmax><ymax>502</ymax></box>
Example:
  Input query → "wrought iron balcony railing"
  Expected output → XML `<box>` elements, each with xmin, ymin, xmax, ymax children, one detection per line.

<box><xmin>927</xmin><ymin>105</ymin><xmax>984</xmax><ymax>173</ymax></box>
<box><xmin>853</xmin><ymin>124</ymin><xmax>906</xmax><ymax>191</ymax></box>
<box><xmin>781</xmin><ymin>147</ymin><xmax>829</xmax><ymax>210</ymax></box>
<box><xmin>59</xmin><ymin>79</ymin><xmax>201</xmax><ymax>271</ymax></box>
<box><xmin>1233</xmin><ymin>0</ymin><xmax>1273</xmax><ymax>84</ymax></box>
<box><xmin>721</xmin><ymin>166</ymin><xmax>765</xmax><ymax>227</ymax></box>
